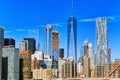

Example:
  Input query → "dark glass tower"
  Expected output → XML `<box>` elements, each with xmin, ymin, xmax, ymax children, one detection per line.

<box><xmin>67</xmin><ymin>16</ymin><xmax>77</xmax><ymax>63</ymax></box>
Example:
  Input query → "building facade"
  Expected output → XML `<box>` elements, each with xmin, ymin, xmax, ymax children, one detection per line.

<box><xmin>0</xmin><ymin>27</ymin><xmax>4</xmax><ymax>80</ymax></box>
<box><xmin>67</xmin><ymin>16</ymin><xmax>77</xmax><ymax>63</ymax></box>
<box><xmin>96</xmin><ymin>17</ymin><xmax>108</xmax><ymax>77</ymax></box>
<box><xmin>52</xmin><ymin>30</ymin><xmax>59</xmax><ymax>69</ymax></box>
<box><xmin>2</xmin><ymin>48</ymin><xmax>19</xmax><ymax>80</ymax></box>
<box><xmin>19</xmin><ymin>38</ymin><xmax>36</xmax><ymax>53</ymax></box>
<box><xmin>46</xmin><ymin>24</ymin><xmax>52</xmax><ymax>55</ymax></box>
<box><xmin>20</xmin><ymin>50</ymin><xmax>32</xmax><ymax>80</ymax></box>
<box><xmin>4</xmin><ymin>38</ymin><xmax>15</xmax><ymax>48</ymax></box>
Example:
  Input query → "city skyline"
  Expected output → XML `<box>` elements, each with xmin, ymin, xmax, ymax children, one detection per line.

<box><xmin>0</xmin><ymin>0</ymin><xmax>120</xmax><ymax>61</ymax></box>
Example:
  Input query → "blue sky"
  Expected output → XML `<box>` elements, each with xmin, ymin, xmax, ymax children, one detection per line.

<box><xmin>0</xmin><ymin>0</ymin><xmax>120</xmax><ymax>61</ymax></box>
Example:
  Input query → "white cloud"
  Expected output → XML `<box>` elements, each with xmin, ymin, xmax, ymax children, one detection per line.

<box><xmin>5</xmin><ymin>31</ymin><xmax>13</xmax><ymax>33</ymax></box>
<box><xmin>16</xmin><ymin>29</ymin><xmax>26</xmax><ymax>32</ymax></box>
<box><xmin>79</xmin><ymin>18</ymin><xmax>95</xmax><ymax>22</ymax></box>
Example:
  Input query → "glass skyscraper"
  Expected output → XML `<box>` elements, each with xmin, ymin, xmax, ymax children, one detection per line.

<box><xmin>67</xmin><ymin>16</ymin><xmax>77</xmax><ymax>63</ymax></box>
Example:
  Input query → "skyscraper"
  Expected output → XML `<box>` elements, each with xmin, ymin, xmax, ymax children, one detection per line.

<box><xmin>46</xmin><ymin>24</ymin><xmax>52</xmax><ymax>55</ymax></box>
<box><xmin>4</xmin><ymin>38</ymin><xmax>15</xmax><ymax>48</ymax></box>
<box><xmin>52</xmin><ymin>30</ymin><xmax>59</xmax><ymax>68</ymax></box>
<box><xmin>96</xmin><ymin>17</ymin><xmax>108</xmax><ymax>77</ymax></box>
<box><xmin>2</xmin><ymin>48</ymin><xmax>19</xmax><ymax>80</ymax></box>
<box><xmin>67</xmin><ymin>16</ymin><xmax>77</xmax><ymax>63</ymax></box>
<box><xmin>19</xmin><ymin>38</ymin><xmax>36</xmax><ymax>53</ymax></box>
<box><xmin>0</xmin><ymin>27</ymin><xmax>4</xmax><ymax>80</ymax></box>
<box><xmin>96</xmin><ymin>17</ymin><xmax>108</xmax><ymax>65</ymax></box>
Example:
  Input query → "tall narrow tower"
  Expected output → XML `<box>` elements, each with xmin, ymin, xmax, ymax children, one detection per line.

<box><xmin>67</xmin><ymin>16</ymin><xmax>77</xmax><ymax>63</ymax></box>
<box><xmin>52</xmin><ymin>30</ymin><xmax>59</xmax><ymax>68</ymax></box>
<box><xmin>96</xmin><ymin>17</ymin><xmax>108</xmax><ymax>77</ymax></box>
<box><xmin>96</xmin><ymin>17</ymin><xmax>108</xmax><ymax>65</ymax></box>
<box><xmin>0</xmin><ymin>27</ymin><xmax>4</xmax><ymax>80</ymax></box>
<box><xmin>46</xmin><ymin>24</ymin><xmax>52</xmax><ymax>55</ymax></box>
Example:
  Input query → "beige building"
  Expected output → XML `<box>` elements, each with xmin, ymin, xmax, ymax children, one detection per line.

<box><xmin>58</xmin><ymin>59</ymin><xmax>66</xmax><ymax>78</ymax></box>
<box><xmin>62</xmin><ymin>60</ymin><xmax>77</xmax><ymax>78</ymax></box>
<box><xmin>105</xmin><ymin>59</ymin><xmax>120</xmax><ymax>78</ymax></box>
<box><xmin>33</xmin><ymin>69</ymin><xmax>58</xmax><ymax>79</ymax></box>
<box><xmin>20</xmin><ymin>50</ymin><xmax>32</xmax><ymax>80</ymax></box>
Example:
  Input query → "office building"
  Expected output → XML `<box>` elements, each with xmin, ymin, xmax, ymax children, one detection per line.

<box><xmin>19</xmin><ymin>41</ymin><xmax>27</xmax><ymax>51</ymax></box>
<box><xmin>84</xmin><ymin>40</ymin><xmax>88</xmax><ymax>56</ymax></box>
<box><xmin>44</xmin><ymin>54</ymin><xmax>52</xmax><ymax>69</ymax></box>
<box><xmin>31</xmin><ymin>50</ymin><xmax>44</xmax><ymax>70</ymax></box>
<box><xmin>2</xmin><ymin>48</ymin><xmax>19</xmax><ymax>80</ymax></box>
<box><xmin>0</xmin><ymin>27</ymin><xmax>4</xmax><ymax>80</ymax></box>
<box><xmin>67</xmin><ymin>16</ymin><xmax>77</xmax><ymax>63</ymax></box>
<box><xmin>4</xmin><ymin>38</ymin><xmax>15</xmax><ymax>48</ymax></box>
<box><xmin>52</xmin><ymin>30</ymin><xmax>59</xmax><ymax>68</ymax></box>
<box><xmin>59</xmin><ymin>48</ymin><xmax>64</xmax><ymax>59</ymax></box>
<box><xmin>24</xmin><ymin>38</ymin><xmax>36</xmax><ymax>53</ymax></box>
<box><xmin>58</xmin><ymin>59</ymin><xmax>66</xmax><ymax>78</ymax></box>
<box><xmin>20</xmin><ymin>50</ymin><xmax>32</xmax><ymax>80</ymax></box>
<box><xmin>19</xmin><ymin>38</ymin><xmax>36</xmax><ymax>53</ymax></box>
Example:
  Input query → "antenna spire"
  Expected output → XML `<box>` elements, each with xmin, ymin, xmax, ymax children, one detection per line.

<box><xmin>71</xmin><ymin>0</ymin><xmax>74</xmax><ymax>15</ymax></box>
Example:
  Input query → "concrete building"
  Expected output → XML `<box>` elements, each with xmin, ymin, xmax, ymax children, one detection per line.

<box><xmin>44</xmin><ymin>54</ymin><xmax>52</xmax><ymax>69</ymax></box>
<box><xmin>52</xmin><ymin>30</ymin><xmax>59</xmax><ymax>69</ymax></box>
<box><xmin>31</xmin><ymin>50</ymin><xmax>44</xmax><ymax>70</ymax></box>
<box><xmin>59</xmin><ymin>48</ymin><xmax>64</xmax><ymax>59</ymax></box>
<box><xmin>33</xmin><ymin>69</ymin><xmax>58</xmax><ymax>79</ymax></box>
<box><xmin>105</xmin><ymin>59</ymin><xmax>120</xmax><ymax>78</ymax></box>
<box><xmin>0</xmin><ymin>27</ymin><xmax>4</xmax><ymax>80</ymax></box>
<box><xmin>20</xmin><ymin>50</ymin><xmax>32</xmax><ymax>80</ymax></box>
<box><xmin>84</xmin><ymin>40</ymin><xmax>88</xmax><ymax>56</ymax></box>
<box><xmin>58</xmin><ymin>59</ymin><xmax>66</xmax><ymax>77</ymax></box>
<box><xmin>19</xmin><ymin>38</ymin><xmax>36</xmax><ymax>53</ymax></box>
<box><xmin>62</xmin><ymin>58</ymin><xmax>77</xmax><ymax>78</ymax></box>
<box><xmin>2</xmin><ymin>48</ymin><xmax>19</xmax><ymax>80</ymax></box>
<box><xmin>4</xmin><ymin>38</ymin><xmax>15</xmax><ymax>48</ymax></box>
<box><xmin>19</xmin><ymin>41</ymin><xmax>27</xmax><ymax>51</ymax></box>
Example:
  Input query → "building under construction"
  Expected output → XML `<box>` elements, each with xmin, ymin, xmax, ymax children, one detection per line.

<box><xmin>52</xmin><ymin>30</ymin><xmax>59</xmax><ymax>69</ymax></box>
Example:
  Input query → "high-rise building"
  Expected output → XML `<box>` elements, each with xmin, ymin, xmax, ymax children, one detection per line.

<box><xmin>46</xmin><ymin>24</ymin><xmax>52</xmax><ymax>55</ymax></box>
<box><xmin>59</xmin><ymin>48</ymin><xmax>64</xmax><ymax>59</ymax></box>
<box><xmin>4</xmin><ymin>38</ymin><xmax>15</xmax><ymax>48</ymax></box>
<box><xmin>19</xmin><ymin>41</ymin><xmax>27</xmax><ymax>51</ymax></box>
<box><xmin>20</xmin><ymin>50</ymin><xmax>32</xmax><ymax>80</ymax></box>
<box><xmin>67</xmin><ymin>16</ymin><xmax>77</xmax><ymax>63</ymax></box>
<box><xmin>0</xmin><ymin>27</ymin><xmax>4</xmax><ymax>80</ymax></box>
<box><xmin>84</xmin><ymin>40</ymin><xmax>88</xmax><ymax>56</ymax></box>
<box><xmin>52</xmin><ymin>30</ymin><xmax>59</xmax><ymax>69</ymax></box>
<box><xmin>19</xmin><ymin>38</ymin><xmax>36</xmax><ymax>53</ymax></box>
<box><xmin>24</xmin><ymin>38</ymin><xmax>36</xmax><ymax>53</ymax></box>
<box><xmin>2</xmin><ymin>48</ymin><xmax>19</xmax><ymax>80</ymax></box>
<box><xmin>0</xmin><ymin>27</ymin><xmax>4</xmax><ymax>47</ymax></box>
<box><xmin>96</xmin><ymin>17</ymin><xmax>108</xmax><ymax>77</ymax></box>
